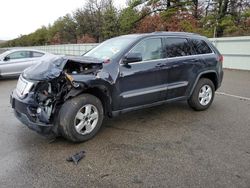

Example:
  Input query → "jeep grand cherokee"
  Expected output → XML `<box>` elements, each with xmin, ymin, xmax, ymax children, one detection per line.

<box><xmin>10</xmin><ymin>32</ymin><xmax>223</xmax><ymax>142</ymax></box>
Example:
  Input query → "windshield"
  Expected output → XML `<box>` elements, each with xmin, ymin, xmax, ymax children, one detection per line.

<box><xmin>84</xmin><ymin>37</ymin><xmax>136</xmax><ymax>60</ymax></box>
<box><xmin>0</xmin><ymin>50</ymin><xmax>11</xmax><ymax>59</ymax></box>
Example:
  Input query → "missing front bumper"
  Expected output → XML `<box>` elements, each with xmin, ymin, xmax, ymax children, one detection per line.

<box><xmin>11</xmin><ymin>90</ymin><xmax>55</xmax><ymax>135</ymax></box>
<box><xmin>14</xmin><ymin>110</ymin><xmax>53</xmax><ymax>135</ymax></box>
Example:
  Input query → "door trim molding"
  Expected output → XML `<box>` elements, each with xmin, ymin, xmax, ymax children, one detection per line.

<box><xmin>121</xmin><ymin>81</ymin><xmax>188</xmax><ymax>98</ymax></box>
<box><xmin>112</xmin><ymin>96</ymin><xmax>187</xmax><ymax>116</ymax></box>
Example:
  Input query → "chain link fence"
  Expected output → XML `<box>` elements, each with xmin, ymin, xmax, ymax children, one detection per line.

<box><xmin>0</xmin><ymin>43</ymin><xmax>98</xmax><ymax>56</ymax></box>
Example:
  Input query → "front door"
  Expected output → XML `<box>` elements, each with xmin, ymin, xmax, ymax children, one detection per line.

<box><xmin>117</xmin><ymin>37</ymin><xmax>168</xmax><ymax>109</ymax></box>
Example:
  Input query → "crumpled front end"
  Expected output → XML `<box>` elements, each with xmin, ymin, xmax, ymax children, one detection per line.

<box><xmin>11</xmin><ymin>73</ymin><xmax>69</xmax><ymax>135</ymax></box>
<box><xmin>10</xmin><ymin>55</ymin><xmax>105</xmax><ymax>135</ymax></box>
<box><xmin>11</xmin><ymin>89</ymin><xmax>54</xmax><ymax>135</ymax></box>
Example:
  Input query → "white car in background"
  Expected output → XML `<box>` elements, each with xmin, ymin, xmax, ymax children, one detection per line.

<box><xmin>0</xmin><ymin>49</ymin><xmax>55</xmax><ymax>78</ymax></box>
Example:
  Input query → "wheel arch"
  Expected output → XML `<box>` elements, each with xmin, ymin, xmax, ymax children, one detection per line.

<box><xmin>200</xmin><ymin>72</ymin><xmax>218</xmax><ymax>90</ymax></box>
<box><xmin>84</xmin><ymin>86</ymin><xmax>112</xmax><ymax>117</ymax></box>
<box><xmin>65</xmin><ymin>84</ymin><xmax>112</xmax><ymax>117</ymax></box>
<box><xmin>189</xmin><ymin>70</ymin><xmax>219</xmax><ymax>97</ymax></box>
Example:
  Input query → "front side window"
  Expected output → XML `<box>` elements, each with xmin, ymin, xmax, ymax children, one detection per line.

<box><xmin>164</xmin><ymin>38</ymin><xmax>193</xmax><ymax>58</ymax></box>
<box><xmin>6</xmin><ymin>51</ymin><xmax>31</xmax><ymax>60</ymax></box>
<box><xmin>191</xmin><ymin>39</ymin><xmax>212</xmax><ymax>54</ymax></box>
<box><xmin>130</xmin><ymin>38</ymin><xmax>163</xmax><ymax>61</ymax></box>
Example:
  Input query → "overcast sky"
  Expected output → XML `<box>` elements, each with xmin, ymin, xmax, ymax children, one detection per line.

<box><xmin>0</xmin><ymin>0</ymin><xmax>127</xmax><ymax>40</ymax></box>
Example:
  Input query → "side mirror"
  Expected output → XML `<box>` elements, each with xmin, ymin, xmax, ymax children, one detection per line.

<box><xmin>123</xmin><ymin>52</ymin><xmax>142</xmax><ymax>64</ymax></box>
<box><xmin>3</xmin><ymin>56</ymin><xmax>10</xmax><ymax>61</ymax></box>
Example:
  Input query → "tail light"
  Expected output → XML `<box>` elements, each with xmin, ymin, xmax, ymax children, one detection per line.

<box><xmin>218</xmin><ymin>55</ymin><xmax>223</xmax><ymax>63</ymax></box>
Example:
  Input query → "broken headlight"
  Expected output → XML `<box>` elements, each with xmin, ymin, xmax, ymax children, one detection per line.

<box><xmin>16</xmin><ymin>75</ymin><xmax>34</xmax><ymax>98</ymax></box>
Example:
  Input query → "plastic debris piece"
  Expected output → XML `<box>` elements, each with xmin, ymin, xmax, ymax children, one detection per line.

<box><xmin>66</xmin><ymin>151</ymin><xmax>85</xmax><ymax>165</ymax></box>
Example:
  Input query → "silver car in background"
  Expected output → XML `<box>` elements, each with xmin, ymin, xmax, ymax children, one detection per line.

<box><xmin>0</xmin><ymin>49</ymin><xmax>55</xmax><ymax>78</ymax></box>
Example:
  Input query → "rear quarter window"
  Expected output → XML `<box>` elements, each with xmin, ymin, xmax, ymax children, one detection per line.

<box><xmin>191</xmin><ymin>39</ymin><xmax>213</xmax><ymax>54</ymax></box>
<box><xmin>32</xmin><ymin>51</ymin><xmax>44</xmax><ymax>58</ymax></box>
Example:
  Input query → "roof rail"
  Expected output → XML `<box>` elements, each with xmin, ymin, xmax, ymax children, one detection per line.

<box><xmin>151</xmin><ymin>31</ymin><xmax>199</xmax><ymax>35</ymax></box>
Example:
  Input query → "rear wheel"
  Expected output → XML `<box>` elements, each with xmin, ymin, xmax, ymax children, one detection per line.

<box><xmin>188</xmin><ymin>78</ymin><xmax>215</xmax><ymax>111</ymax></box>
<box><xmin>59</xmin><ymin>94</ymin><xmax>104</xmax><ymax>142</ymax></box>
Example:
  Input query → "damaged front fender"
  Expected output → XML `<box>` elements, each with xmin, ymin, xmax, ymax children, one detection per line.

<box><xmin>20</xmin><ymin>55</ymin><xmax>114</xmax><ymax>126</ymax></box>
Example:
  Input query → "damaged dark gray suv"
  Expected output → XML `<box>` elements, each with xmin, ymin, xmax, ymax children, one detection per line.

<box><xmin>10</xmin><ymin>32</ymin><xmax>223</xmax><ymax>142</ymax></box>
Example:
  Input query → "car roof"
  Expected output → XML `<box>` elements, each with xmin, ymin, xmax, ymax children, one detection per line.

<box><xmin>0</xmin><ymin>48</ymin><xmax>51</xmax><ymax>59</ymax></box>
<box><xmin>6</xmin><ymin>48</ymin><xmax>48</xmax><ymax>53</ymax></box>
<box><xmin>118</xmin><ymin>32</ymin><xmax>206</xmax><ymax>40</ymax></box>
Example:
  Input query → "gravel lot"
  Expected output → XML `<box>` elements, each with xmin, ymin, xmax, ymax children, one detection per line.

<box><xmin>0</xmin><ymin>69</ymin><xmax>250</xmax><ymax>188</ymax></box>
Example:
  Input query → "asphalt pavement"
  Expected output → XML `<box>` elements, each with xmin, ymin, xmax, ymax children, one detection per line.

<box><xmin>0</xmin><ymin>69</ymin><xmax>250</xmax><ymax>188</ymax></box>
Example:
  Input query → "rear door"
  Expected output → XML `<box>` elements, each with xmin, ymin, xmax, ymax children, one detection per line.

<box><xmin>117</xmin><ymin>37</ymin><xmax>168</xmax><ymax>109</ymax></box>
<box><xmin>162</xmin><ymin>37</ymin><xmax>202</xmax><ymax>99</ymax></box>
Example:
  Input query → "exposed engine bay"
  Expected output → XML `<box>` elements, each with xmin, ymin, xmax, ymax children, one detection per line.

<box><xmin>64</xmin><ymin>60</ymin><xmax>102</xmax><ymax>75</ymax></box>
<box><xmin>34</xmin><ymin>76</ymin><xmax>68</xmax><ymax>124</ymax></box>
<box><xmin>23</xmin><ymin>56</ymin><xmax>103</xmax><ymax>125</ymax></box>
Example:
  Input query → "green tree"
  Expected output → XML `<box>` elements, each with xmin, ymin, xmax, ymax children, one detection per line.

<box><xmin>118</xmin><ymin>6</ymin><xmax>140</xmax><ymax>34</ymax></box>
<box><xmin>48</xmin><ymin>14</ymin><xmax>77</xmax><ymax>44</ymax></box>
<box><xmin>74</xmin><ymin>0</ymin><xmax>104</xmax><ymax>42</ymax></box>
<box><xmin>31</xmin><ymin>26</ymin><xmax>49</xmax><ymax>45</ymax></box>
<box><xmin>101</xmin><ymin>0</ymin><xmax>119</xmax><ymax>39</ymax></box>
<box><xmin>1</xmin><ymin>0</ymin><xmax>250</xmax><ymax>48</ymax></box>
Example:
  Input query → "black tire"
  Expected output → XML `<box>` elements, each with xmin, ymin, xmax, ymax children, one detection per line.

<box><xmin>188</xmin><ymin>78</ymin><xmax>215</xmax><ymax>111</ymax></box>
<box><xmin>59</xmin><ymin>94</ymin><xmax>104</xmax><ymax>142</ymax></box>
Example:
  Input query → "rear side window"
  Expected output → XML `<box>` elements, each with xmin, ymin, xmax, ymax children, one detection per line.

<box><xmin>191</xmin><ymin>39</ymin><xmax>212</xmax><ymax>54</ymax></box>
<box><xmin>32</xmin><ymin>51</ymin><xmax>44</xmax><ymax>58</ymax></box>
<box><xmin>164</xmin><ymin>38</ymin><xmax>193</xmax><ymax>58</ymax></box>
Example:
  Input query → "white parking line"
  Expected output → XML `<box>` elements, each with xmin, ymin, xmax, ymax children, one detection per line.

<box><xmin>216</xmin><ymin>92</ymin><xmax>250</xmax><ymax>101</ymax></box>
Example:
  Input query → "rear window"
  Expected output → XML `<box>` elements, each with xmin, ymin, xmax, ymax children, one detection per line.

<box><xmin>191</xmin><ymin>39</ymin><xmax>213</xmax><ymax>54</ymax></box>
<box><xmin>164</xmin><ymin>38</ymin><xmax>193</xmax><ymax>58</ymax></box>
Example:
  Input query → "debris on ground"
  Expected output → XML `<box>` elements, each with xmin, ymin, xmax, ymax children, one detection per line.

<box><xmin>66</xmin><ymin>150</ymin><xmax>85</xmax><ymax>165</ymax></box>
<box><xmin>100</xmin><ymin>174</ymin><xmax>109</xmax><ymax>178</ymax></box>
<box><xmin>48</xmin><ymin>137</ymin><xmax>57</xmax><ymax>144</ymax></box>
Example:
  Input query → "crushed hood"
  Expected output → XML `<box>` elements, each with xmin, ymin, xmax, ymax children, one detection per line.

<box><xmin>64</xmin><ymin>56</ymin><xmax>103</xmax><ymax>64</ymax></box>
<box><xmin>23</xmin><ymin>55</ymin><xmax>103</xmax><ymax>81</ymax></box>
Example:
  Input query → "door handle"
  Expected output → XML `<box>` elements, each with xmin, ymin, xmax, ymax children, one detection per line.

<box><xmin>190</xmin><ymin>59</ymin><xmax>199</xmax><ymax>62</ymax></box>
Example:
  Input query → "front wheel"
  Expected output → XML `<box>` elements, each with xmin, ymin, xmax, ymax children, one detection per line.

<box><xmin>188</xmin><ymin>78</ymin><xmax>215</xmax><ymax>111</ymax></box>
<box><xmin>59</xmin><ymin>94</ymin><xmax>104</xmax><ymax>142</ymax></box>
